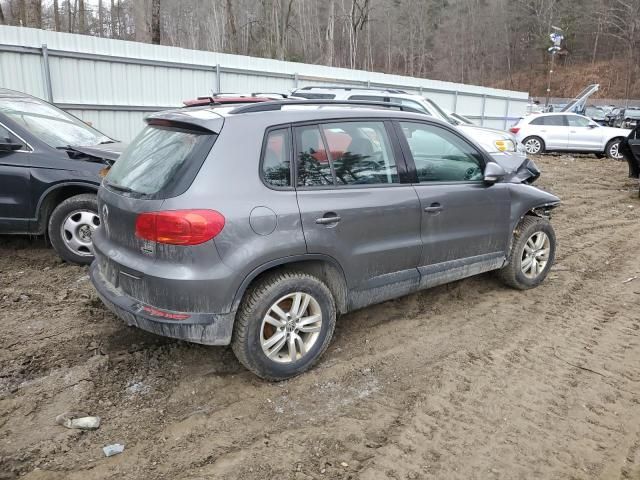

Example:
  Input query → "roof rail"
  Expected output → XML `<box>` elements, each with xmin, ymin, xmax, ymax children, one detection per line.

<box><xmin>295</xmin><ymin>85</ymin><xmax>408</xmax><ymax>94</ymax></box>
<box><xmin>230</xmin><ymin>99</ymin><xmax>424</xmax><ymax>115</ymax></box>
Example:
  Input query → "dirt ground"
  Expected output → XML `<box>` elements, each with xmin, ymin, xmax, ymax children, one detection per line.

<box><xmin>1</xmin><ymin>154</ymin><xmax>639</xmax><ymax>480</ymax></box>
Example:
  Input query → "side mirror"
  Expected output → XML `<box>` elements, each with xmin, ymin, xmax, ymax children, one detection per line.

<box><xmin>588</xmin><ymin>123</ymin><xmax>598</xmax><ymax>128</ymax></box>
<box><xmin>484</xmin><ymin>162</ymin><xmax>507</xmax><ymax>185</ymax></box>
<box><xmin>0</xmin><ymin>141</ymin><xmax>23</xmax><ymax>152</ymax></box>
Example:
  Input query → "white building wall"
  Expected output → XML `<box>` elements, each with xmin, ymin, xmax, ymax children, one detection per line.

<box><xmin>0</xmin><ymin>26</ymin><xmax>528</xmax><ymax>140</ymax></box>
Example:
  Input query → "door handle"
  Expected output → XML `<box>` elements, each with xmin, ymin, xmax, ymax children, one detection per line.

<box><xmin>424</xmin><ymin>203</ymin><xmax>443</xmax><ymax>214</ymax></box>
<box><xmin>315</xmin><ymin>214</ymin><xmax>341</xmax><ymax>225</ymax></box>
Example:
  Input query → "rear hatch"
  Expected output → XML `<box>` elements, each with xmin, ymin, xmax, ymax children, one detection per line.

<box><xmin>93</xmin><ymin>109</ymin><xmax>224</xmax><ymax>309</ymax></box>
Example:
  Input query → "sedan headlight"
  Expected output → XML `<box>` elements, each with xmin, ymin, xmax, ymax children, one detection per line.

<box><xmin>494</xmin><ymin>139</ymin><xmax>516</xmax><ymax>152</ymax></box>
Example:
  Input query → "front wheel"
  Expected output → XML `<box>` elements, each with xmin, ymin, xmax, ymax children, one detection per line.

<box><xmin>606</xmin><ymin>138</ymin><xmax>624</xmax><ymax>160</ymax></box>
<box><xmin>499</xmin><ymin>216</ymin><xmax>556</xmax><ymax>290</ymax></box>
<box><xmin>48</xmin><ymin>193</ymin><xmax>99</xmax><ymax>265</ymax></box>
<box><xmin>523</xmin><ymin>136</ymin><xmax>545</xmax><ymax>155</ymax></box>
<box><xmin>231</xmin><ymin>272</ymin><xmax>337</xmax><ymax>381</ymax></box>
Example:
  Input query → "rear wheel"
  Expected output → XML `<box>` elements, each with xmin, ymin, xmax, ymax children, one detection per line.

<box><xmin>231</xmin><ymin>272</ymin><xmax>336</xmax><ymax>381</ymax></box>
<box><xmin>523</xmin><ymin>136</ymin><xmax>545</xmax><ymax>155</ymax></box>
<box><xmin>499</xmin><ymin>216</ymin><xmax>556</xmax><ymax>290</ymax></box>
<box><xmin>606</xmin><ymin>138</ymin><xmax>624</xmax><ymax>160</ymax></box>
<box><xmin>48</xmin><ymin>194</ymin><xmax>99</xmax><ymax>265</ymax></box>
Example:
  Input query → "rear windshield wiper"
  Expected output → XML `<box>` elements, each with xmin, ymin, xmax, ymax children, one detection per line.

<box><xmin>104</xmin><ymin>180</ymin><xmax>137</xmax><ymax>195</ymax></box>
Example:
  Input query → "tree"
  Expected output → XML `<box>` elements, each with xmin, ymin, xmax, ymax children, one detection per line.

<box><xmin>151</xmin><ymin>0</ymin><xmax>159</xmax><ymax>44</ymax></box>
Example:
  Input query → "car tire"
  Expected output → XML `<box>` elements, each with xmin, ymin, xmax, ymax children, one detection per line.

<box><xmin>498</xmin><ymin>216</ymin><xmax>556</xmax><ymax>290</ymax></box>
<box><xmin>48</xmin><ymin>193</ymin><xmax>100</xmax><ymax>265</ymax></box>
<box><xmin>522</xmin><ymin>136</ymin><xmax>545</xmax><ymax>155</ymax></box>
<box><xmin>606</xmin><ymin>138</ymin><xmax>624</xmax><ymax>160</ymax></box>
<box><xmin>231</xmin><ymin>272</ymin><xmax>337</xmax><ymax>381</ymax></box>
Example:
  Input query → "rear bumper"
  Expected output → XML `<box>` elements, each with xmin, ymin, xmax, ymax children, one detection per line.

<box><xmin>89</xmin><ymin>262</ymin><xmax>235</xmax><ymax>345</ymax></box>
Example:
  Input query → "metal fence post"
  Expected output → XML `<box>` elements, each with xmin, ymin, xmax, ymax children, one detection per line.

<box><xmin>453</xmin><ymin>91</ymin><xmax>458</xmax><ymax>112</ymax></box>
<box><xmin>41</xmin><ymin>44</ymin><xmax>53</xmax><ymax>102</ymax></box>
<box><xmin>504</xmin><ymin>98</ymin><xmax>510</xmax><ymax>130</ymax></box>
<box><xmin>215</xmin><ymin>64</ymin><xmax>221</xmax><ymax>93</ymax></box>
<box><xmin>294</xmin><ymin>72</ymin><xmax>299</xmax><ymax>89</ymax></box>
<box><xmin>480</xmin><ymin>94</ymin><xmax>487</xmax><ymax>126</ymax></box>
<box><xmin>367</xmin><ymin>79</ymin><xmax>371</xmax><ymax>88</ymax></box>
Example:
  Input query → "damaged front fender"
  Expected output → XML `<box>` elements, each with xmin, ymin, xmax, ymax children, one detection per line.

<box><xmin>488</xmin><ymin>151</ymin><xmax>541</xmax><ymax>184</ymax></box>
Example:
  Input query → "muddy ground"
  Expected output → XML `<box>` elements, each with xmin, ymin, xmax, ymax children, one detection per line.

<box><xmin>1</xmin><ymin>154</ymin><xmax>639</xmax><ymax>480</ymax></box>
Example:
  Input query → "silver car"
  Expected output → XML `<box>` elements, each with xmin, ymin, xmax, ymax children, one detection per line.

<box><xmin>90</xmin><ymin>100</ymin><xmax>560</xmax><ymax>380</ymax></box>
<box><xmin>290</xmin><ymin>86</ymin><xmax>521</xmax><ymax>154</ymax></box>
<box><xmin>511</xmin><ymin>112</ymin><xmax>630</xmax><ymax>159</ymax></box>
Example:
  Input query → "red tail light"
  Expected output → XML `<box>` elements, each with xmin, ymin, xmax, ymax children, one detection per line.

<box><xmin>509</xmin><ymin>127</ymin><xmax>520</xmax><ymax>134</ymax></box>
<box><xmin>135</xmin><ymin>210</ymin><xmax>225</xmax><ymax>245</ymax></box>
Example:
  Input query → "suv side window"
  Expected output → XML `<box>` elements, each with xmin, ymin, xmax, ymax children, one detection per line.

<box><xmin>321</xmin><ymin>122</ymin><xmax>399</xmax><ymax>185</ymax></box>
<box><xmin>399</xmin><ymin>122</ymin><xmax>484</xmax><ymax>183</ymax></box>
<box><xmin>567</xmin><ymin>115</ymin><xmax>590</xmax><ymax>127</ymax></box>
<box><xmin>544</xmin><ymin>115</ymin><xmax>566</xmax><ymax>126</ymax></box>
<box><xmin>295</xmin><ymin>121</ymin><xmax>399</xmax><ymax>187</ymax></box>
<box><xmin>530</xmin><ymin>116</ymin><xmax>545</xmax><ymax>126</ymax></box>
<box><xmin>296</xmin><ymin>125</ymin><xmax>334</xmax><ymax>187</ymax></box>
<box><xmin>262</xmin><ymin>128</ymin><xmax>291</xmax><ymax>187</ymax></box>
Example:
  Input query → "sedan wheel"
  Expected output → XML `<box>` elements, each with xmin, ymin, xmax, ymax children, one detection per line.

<box><xmin>524</xmin><ymin>137</ymin><xmax>543</xmax><ymax>154</ymax></box>
<box><xmin>520</xmin><ymin>231</ymin><xmax>550</xmax><ymax>279</ymax></box>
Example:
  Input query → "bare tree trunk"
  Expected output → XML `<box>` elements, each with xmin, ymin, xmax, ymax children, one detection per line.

<box><xmin>0</xmin><ymin>3</ymin><xmax>5</xmax><ymax>24</ymax></box>
<box><xmin>26</xmin><ymin>0</ymin><xmax>41</xmax><ymax>28</ymax></box>
<box><xmin>225</xmin><ymin>0</ymin><xmax>238</xmax><ymax>53</ymax></box>
<box><xmin>18</xmin><ymin>0</ymin><xmax>26</xmax><ymax>26</ymax></box>
<box><xmin>110</xmin><ymin>0</ymin><xmax>115</xmax><ymax>36</ymax></box>
<box><xmin>66</xmin><ymin>0</ymin><xmax>72</xmax><ymax>32</ymax></box>
<box><xmin>97</xmin><ymin>0</ymin><xmax>103</xmax><ymax>36</ymax></box>
<box><xmin>151</xmin><ymin>0</ymin><xmax>160</xmax><ymax>44</ymax></box>
<box><xmin>78</xmin><ymin>0</ymin><xmax>85</xmax><ymax>33</ymax></box>
<box><xmin>53</xmin><ymin>0</ymin><xmax>60</xmax><ymax>30</ymax></box>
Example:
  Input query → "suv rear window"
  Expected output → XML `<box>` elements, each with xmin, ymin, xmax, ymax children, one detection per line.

<box><xmin>105</xmin><ymin>125</ymin><xmax>216</xmax><ymax>198</ymax></box>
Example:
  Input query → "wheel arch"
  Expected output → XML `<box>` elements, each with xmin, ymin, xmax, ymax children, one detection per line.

<box><xmin>35</xmin><ymin>182</ymin><xmax>99</xmax><ymax>235</ymax></box>
<box><xmin>231</xmin><ymin>255</ymin><xmax>349</xmax><ymax>315</ymax></box>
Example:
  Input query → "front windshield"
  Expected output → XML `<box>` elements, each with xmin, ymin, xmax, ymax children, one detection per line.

<box><xmin>0</xmin><ymin>95</ymin><xmax>112</xmax><ymax>148</ymax></box>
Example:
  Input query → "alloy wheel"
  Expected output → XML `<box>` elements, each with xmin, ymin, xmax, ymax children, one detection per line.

<box><xmin>260</xmin><ymin>292</ymin><xmax>323</xmax><ymax>363</ymax></box>
<box><xmin>609</xmin><ymin>141</ymin><xmax>623</xmax><ymax>160</ymax></box>
<box><xmin>524</xmin><ymin>138</ymin><xmax>542</xmax><ymax>154</ymax></box>
<box><xmin>521</xmin><ymin>231</ymin><xmax>550</xmax><ymax>279</ymax></box>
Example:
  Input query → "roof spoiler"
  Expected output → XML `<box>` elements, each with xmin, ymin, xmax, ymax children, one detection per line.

<box><xmin>146</xmin><ymin>109</ymin><xmax>224</xmax><ymax>134</ymax></box>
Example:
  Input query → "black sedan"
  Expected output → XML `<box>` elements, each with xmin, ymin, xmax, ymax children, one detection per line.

<box><xmin>0</xmin><ymin>88</ymin><xmax>126</xmax><ymax>264</ymax></box>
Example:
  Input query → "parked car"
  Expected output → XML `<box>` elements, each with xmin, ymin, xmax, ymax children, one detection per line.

<box><xmin>0</xmin><ymin>88</ymin><xmax>126</xmax><ymax>263</ymax></box>
<box><xmin>620</xmin><ymin>125</ymin><xmax>640</xmax><ymax>179</ymax></box>
<box><xmin>289</xmin><ymin>86</ymin><xmax>521</xmax><ymax>154</ymax></box>
<box><xmin>614</xmin><ymin>108</ymin><xmax>640</xmax><ymax>129</ymax></box>
<box><xmin>605</xmin><ymin>107</ymin><xmax>622</xmax><ymax>126</ymax></box>
<box><xmin>90</xmin><ymin>99</ymin><xmax>560</xmax><ymax>380</ymax></box>
<box><xmin>510</xmin><ymin>112</ymin><xmax>630</xmax><ymax>159</ymax></box>
<box><xmin>584</xmin><ymin>105</ymin><xmax>607</xmax><ymax>125</ymax></box>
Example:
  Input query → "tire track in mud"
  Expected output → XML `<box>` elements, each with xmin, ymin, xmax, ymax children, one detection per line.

<box><xmin>2</xmin><ymin>154</ymin><xmax>640</xmax><ymax>479</ymax></box>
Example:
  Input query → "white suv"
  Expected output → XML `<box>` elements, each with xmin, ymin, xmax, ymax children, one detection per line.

<box><xmin>511</xmin><ymin>112</ymin><xmax>630</xmax><ymax>159</ymax></box>
<box><xmin>290</xmin><ymin>87</ymin><xmax>520</xmax><ymax>154</ymax></box>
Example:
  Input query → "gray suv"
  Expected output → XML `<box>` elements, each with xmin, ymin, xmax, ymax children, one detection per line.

<box><xmin>90</xmin><ymin>100</ymin><xmax>560</xmax><ymax>380</ymax></box>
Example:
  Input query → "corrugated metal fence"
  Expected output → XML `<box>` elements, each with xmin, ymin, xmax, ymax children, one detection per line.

<box><xmin>0</xmin><ymin>26</ymin><xmax>529</xmax><ymax>141</ymax></box>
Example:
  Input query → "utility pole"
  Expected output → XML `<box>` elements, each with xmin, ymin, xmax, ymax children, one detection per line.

<box><xmin>545</xmin><ymin>26</ymin><xmax>564</xmax><ymax>111</ymax></box>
